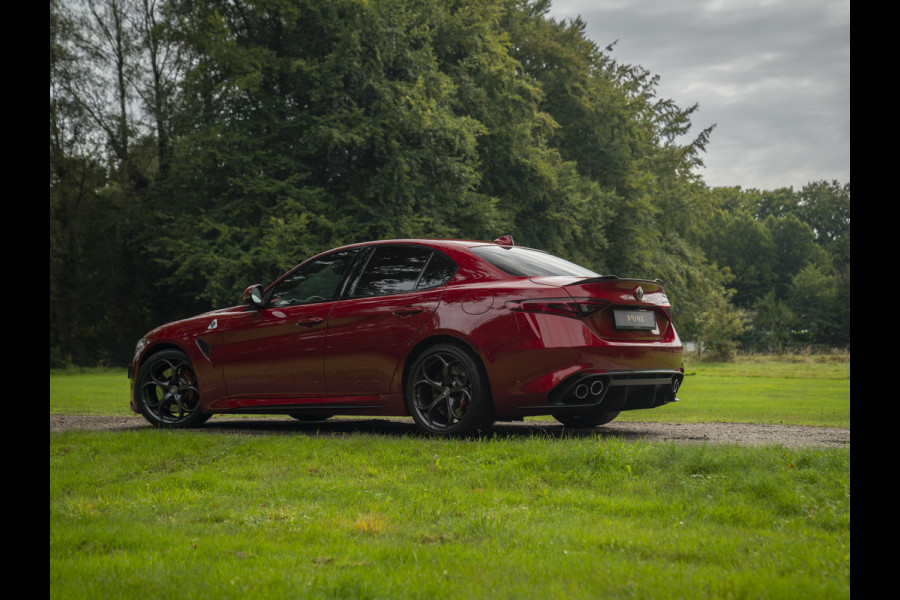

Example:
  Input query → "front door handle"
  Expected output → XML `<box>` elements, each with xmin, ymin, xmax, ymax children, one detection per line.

<box><xmin>393</xmin><ymin>306</ymin><xmax>425</xmax><ymax>317</ymax></box>
<box><xmin>297</xmin><ymin>317</ymin><xmax>324</xmax><ymax>328</ymax></box>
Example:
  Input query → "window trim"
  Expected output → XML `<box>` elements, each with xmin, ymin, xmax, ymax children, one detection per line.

<box><xmin>265</xmin><ymin>247</ymin><xmax>365</xmax><ymax>307</ymax></box>
<box><xmin>343</xmin><ymin>244</ymin><xmax>458</xmax><ymax>299</ymax></box>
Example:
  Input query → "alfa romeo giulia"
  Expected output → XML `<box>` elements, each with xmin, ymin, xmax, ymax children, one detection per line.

<box><xmin>129</xmin><ymin>237</ymin><xmax>684</xmax><ymax>435</ymax></box>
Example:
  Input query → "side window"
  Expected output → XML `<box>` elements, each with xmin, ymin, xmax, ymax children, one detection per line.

<box><xmin>269</xmin><ymin>249</ymin><xmax>360</xmax><ymax>306</ymax></box>
<box><xmin>417</xmin><ymin>251</ymin><xmax>457</xmax><ymax>289</ymax></box>
<box><xmin>351</xmin><ymin>246</ymin><xmax>433</xmax><ymax>297</ymax></box>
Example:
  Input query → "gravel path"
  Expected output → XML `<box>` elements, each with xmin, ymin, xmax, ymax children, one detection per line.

<box><xmin>50</xmin><ymin>414</ymin><xmax>849</xmax><ymax>448</ymax></box>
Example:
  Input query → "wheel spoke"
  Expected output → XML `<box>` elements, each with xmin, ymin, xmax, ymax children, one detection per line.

<box><xmin>420</xmin><ymin>390</ymin><xmax>446</xmax><ymax>413</ymax></box>
<box><xmin>177</xmin><ymin>381</ymin><xmax>199</xmax><ymax>396</ymax></box>
<box><xmin>412</xmin><ymin>376</ymin><xmax>443</xmax><ymax>394</ymax></box>
<box><xmin>142</xmin><ymin>380</ymin><xmax>164</xmax><ymax>408</ymax></box>
<box><xmin>444</xmin><ymin>395</ymin><xmax>457</xmax><ymax>420</ymax></box>
<box><xmin>411</xmin><ymin>351</ymin><xmax>475</xmax><ymax>431</ymax></box>
<box><xmin>147</xmin><ymin>368</ymin><xmax>173</xmax><ymax>389</ymax></box>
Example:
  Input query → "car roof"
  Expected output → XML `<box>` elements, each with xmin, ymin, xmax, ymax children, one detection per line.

<box><xmin>322</xmin><ymin>238</ymin><xmax>524</xmax><ymax>281</ymax></box>
<box><xmin>348</xmin><ymin>238</ymin><xmax>492</xmax><ymax>248</ymax></box>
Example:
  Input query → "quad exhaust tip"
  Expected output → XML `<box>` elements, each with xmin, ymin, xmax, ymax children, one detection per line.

<box><xmin>572</xmin><ymin>378</ymin><xmax>606</xmax><ymax>402</ymax></box>
<box><xmin>555</xmin><ymin>371</ymin><xmax>683</xmax><ymax>408</ymax></box>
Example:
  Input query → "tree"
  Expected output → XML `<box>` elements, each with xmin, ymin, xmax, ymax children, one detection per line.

<box><xmin>133</xmin><ymin>0</ymin><xmax>185</xmax><ymax>177</ymax></box>
<box><xmin>702</xmin><ymin>210</ymin><xmax>777</xmax><ymax>307</ymax></box>
<box><xmin>750</xmin><ymin>291</ymin><xmax>797</xmax><ymax>354</ymax></box>
<box><xmin>789</xmin><ymin>263</ymin><xmax>838</xmax><ymax>346</ymax></box>
<box><xmin>146</xmin><ymin>0</ymin><xmax>506</xmax><ymax>306</ymax></box>
<box><xmin>50</xmin><ymin>0</ymin><xmax>193</xmax><ymax>365</ymax></box>
<box><xmin>697</xmin><ymin>287</ymin><xmax>747</xmax><ymax>361</ymax></box>
<box><xmin>52</xmin><ymin>0</ymin><xmax>117</xmax><ymax>365</ymax></box>
<box><xmin>699</xmin><ymin>183</ymin><xmax>849</xmax><ymax>350</ymax></box>
<box><xmin>764</xmin><ymin>213</ymin><xmax>831</xmax><ymax>298</ymax></box>
<box><xmin>796</xmin><ymin>180</ymin><xmax>850</xmax><ymax>267</ymax></box>
<box><xmin>50</xmin><ymin>0</ymin><xmax>786</xmax><ymax>364</ymax></box>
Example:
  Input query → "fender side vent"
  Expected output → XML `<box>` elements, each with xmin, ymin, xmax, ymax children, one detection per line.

<box><xmin>196</xmin><ymin>338</ymin><xmax>211</xmax><ymax>360</ymax></box>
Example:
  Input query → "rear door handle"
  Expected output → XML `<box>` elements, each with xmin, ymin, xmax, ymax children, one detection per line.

<box><xmin>393</xmin><ymin>306</ymin><xmax>425</xmax><ymax>317</ymax></box>
<box><xmin>297</xmin><ymin>317</ymin><xmax>324</xmax><ymax>328</ymax></box>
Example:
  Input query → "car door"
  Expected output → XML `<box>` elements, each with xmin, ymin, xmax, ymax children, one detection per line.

<box><xmin>216</xmin><ymin>248</ymin><xmax>362</xmax><ymax>399</ymax></box>
<box><xmin>324</xmin><ymin>245</ymin><xmax>457</xmax><ymax>396</ymax></box>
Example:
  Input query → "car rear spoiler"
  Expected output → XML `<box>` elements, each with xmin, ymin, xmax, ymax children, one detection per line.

<box><xmin>574</xmin><ymin>275</ymin><xmax>664</xmax><ymax>286</ymax></box>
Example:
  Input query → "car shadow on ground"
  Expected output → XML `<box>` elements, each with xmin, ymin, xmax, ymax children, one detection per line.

<box><xmin>197</xmin><ymin>416</ymin><xmax>649</xmax><ymax>441</ymax></box>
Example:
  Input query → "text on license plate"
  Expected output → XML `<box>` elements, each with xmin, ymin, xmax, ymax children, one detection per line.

<box><xmin>613</xmin><ymin>309</ymin><xmax>656</xmax><ymax>330</ymax></box>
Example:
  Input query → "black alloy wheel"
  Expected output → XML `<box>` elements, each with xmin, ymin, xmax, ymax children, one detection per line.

<box><xmin>135</xmin><ymin>350</ymin><xmax>211</xmax><ymax>428</ymax></box>
<box><xmin>406</xmin><ymin>344</ymin><xmax>494</xmax><ymax>436</ymax></box>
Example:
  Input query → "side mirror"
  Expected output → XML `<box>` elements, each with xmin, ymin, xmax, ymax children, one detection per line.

<box><xmin>243</xmin><ymin>284</ymin><xmax>266</xmax><ymax>308</ymax></box>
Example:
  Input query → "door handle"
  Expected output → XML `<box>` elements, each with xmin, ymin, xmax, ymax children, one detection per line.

<box><xmin>297</xmin><ymin>317</ymin><xmax>324</xmax><ymax>328</ymax></box>
<box><xmin>393</xmin><ymin>306</ymin><xmax>425</xmax><ymax>317</ymax></box>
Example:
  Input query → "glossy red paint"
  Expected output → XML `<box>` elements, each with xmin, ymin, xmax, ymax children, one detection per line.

<box><xmin>130</xmin><ymin>238</ymin><xmax>684</xmax><ymax>434</ymax></box>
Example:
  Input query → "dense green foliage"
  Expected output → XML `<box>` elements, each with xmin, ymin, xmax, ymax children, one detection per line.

<box><xmin>50</xmin><ymin>0</ymin><xmax>849</xmax><ymax>366</ymax></box>
<box><xmin>700</xmin><ymin>182</ymin><xmax>850</xmax><ymax>353</ymax></box>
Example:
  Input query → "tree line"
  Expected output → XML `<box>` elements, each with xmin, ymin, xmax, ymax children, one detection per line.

<box><xmin>50</xmin><ymin>0</ymin><xmax>849</xmax><ymax>367</ymax></box>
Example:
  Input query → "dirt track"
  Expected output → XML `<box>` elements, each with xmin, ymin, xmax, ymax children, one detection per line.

<box><xmin>50</xmin><ymin>415</ymin><xmax>849</xmax><ymax>448</ymax></box>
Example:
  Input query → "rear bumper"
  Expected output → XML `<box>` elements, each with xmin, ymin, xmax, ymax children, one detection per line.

<box><xmin>545</xmin><ymin>369</ymin><xmax>683</xmax><ymax>412</ymax></box>
<box><xmin>509</xmin><ymin>369</ymin><xmax>683</xmax><ymax>415</ymax></box>
<box><xmin>479</xmin><ymin>308</ymin><xmax>684</xmax><ymax>417</ymax></box>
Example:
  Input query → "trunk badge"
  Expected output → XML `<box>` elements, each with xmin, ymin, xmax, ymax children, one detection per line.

<box><xmin>634</xmin><ymin>286</ymin><xmax>644</xmax><ymax>301</ymax></box>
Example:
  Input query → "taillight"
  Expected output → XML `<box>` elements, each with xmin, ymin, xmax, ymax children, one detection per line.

<box><xmin>506</xmin><ymin>298</ymin><xmax>609</xmax><ymax>319</ymax></box>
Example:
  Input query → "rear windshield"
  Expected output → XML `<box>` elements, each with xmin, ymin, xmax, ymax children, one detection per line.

<box><xmin>471</xmin><ymin>246</ymin><xmax>599</xmax><ymax>278</ymax></box>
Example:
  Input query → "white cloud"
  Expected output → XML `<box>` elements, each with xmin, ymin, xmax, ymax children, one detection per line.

<box><xmin>545</xmin><ymin>0</ymin><xmax>850</xmax><ymax>190</ymax></box>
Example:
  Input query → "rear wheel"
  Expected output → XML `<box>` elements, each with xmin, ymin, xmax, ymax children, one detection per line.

<box><xmin>135</xmin><ymin>350</ymin><xmax>211</xmax><ymax>428</ymax></box>
<box><xmin>406</xmin><ymin>344</ymin><xmax>494</xmax><ymax>436</ymax></box>
<box><xmin>552</xmin><ymin>409</ymin><xmax>620</xmax><ymax>428</ymax></box>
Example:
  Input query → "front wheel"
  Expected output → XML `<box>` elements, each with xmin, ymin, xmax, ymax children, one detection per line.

<box><xmin>406</xmin><ymin>344</ymin><xmax>494</xmax><ymax>436</ymax></box>
<box><xmin>135</xmin><ymin>350</ymin><xmax>210</xmax><ymax>428</ymax></box>
<box><xmin>552</xmin><ymin>409</ymin><xmax>620</xmax><ymax>428</ymax></box>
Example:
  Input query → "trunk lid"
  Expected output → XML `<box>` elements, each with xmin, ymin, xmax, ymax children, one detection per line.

<box><xmin>531</xmin><ymin>275</ymin><xmax>674</xmax><ymax>342</ymax></box>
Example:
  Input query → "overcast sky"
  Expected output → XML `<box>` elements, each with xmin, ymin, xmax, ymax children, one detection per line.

<box><xmin>545</xmin><ymin>0</ymin><xmax>850</xmax><ymax>191</ymax></box>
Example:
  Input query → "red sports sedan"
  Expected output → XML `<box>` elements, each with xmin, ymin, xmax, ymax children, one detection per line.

<box><xmin>129</xmin><ymin>237</ymin><xmax>684</xmax><ymax>435</ymax></box>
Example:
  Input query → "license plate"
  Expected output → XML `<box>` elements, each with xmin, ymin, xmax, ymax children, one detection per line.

<box><xmin>613</xmin><ymin>309</ymin><xmax>656</xmax><ymax>330</ymax></box>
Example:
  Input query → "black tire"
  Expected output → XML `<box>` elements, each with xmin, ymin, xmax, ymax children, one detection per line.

<box><xmin>405</xmin><ymin>344</ymin><xmax>494</xmax><ymax>436</ymax></box>
<box><xmin>135</xmin><ymin>350</ymin><xmax>211</xmax><ymax>428</ymax></box>
<box><xmin>552</xmin><ymin>409</ymin><xmax>620</xmax><ymax>428</ymax></box>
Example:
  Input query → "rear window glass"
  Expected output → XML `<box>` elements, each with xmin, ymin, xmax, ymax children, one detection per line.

<box><xmin>417</xmin><ymin>251</ymin><xmax>457</xmax><ymax>289</ymax></box>
<box><xmin>352</xmin><ymin>246</ymin><xmax>431</xmax><ymax>297</ymax></box>
<box><xmin>471</xmin><ymin>246</ymin><xmax>599</xmax><ymax>277</ymax></box>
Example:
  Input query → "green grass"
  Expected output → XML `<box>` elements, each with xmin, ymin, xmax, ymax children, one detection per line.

<box><xmin>51</xmin><ymin>431</ymin><xmax>849</xmax><ymax>599</ymax></box>
<box><xmin>50</xmin><ymin>368</ymin><xmax>131</xmax><ymax>415</ymax></box>
<box><xmin>618</xmin><ymin>354</ymin><xmax>850</xmax><ymax>428</ymax></box>
<box><xmin>49</xmin><ymin>355</ymin><xmax>850</xmax><ymax>599</ymax></box>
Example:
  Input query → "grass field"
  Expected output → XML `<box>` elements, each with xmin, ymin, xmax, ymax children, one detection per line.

<box><xmin>633</xmin><ymin>353</ymin><xmax>850</xmax><ymax>428</ymax></box>
<box><xmin>50</xmin><ymin>355</ymin><xmax>850</xmax><ymax>599</ymax></box>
